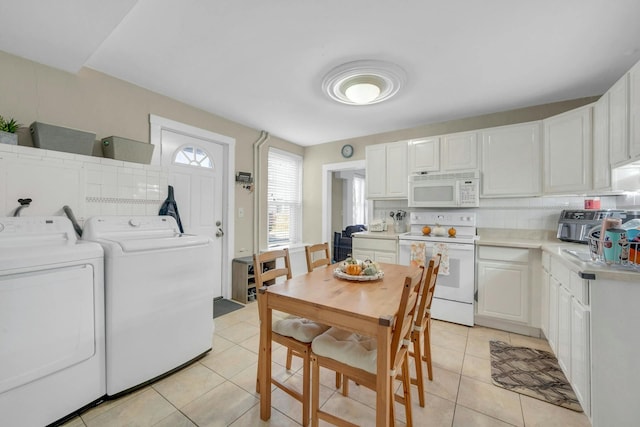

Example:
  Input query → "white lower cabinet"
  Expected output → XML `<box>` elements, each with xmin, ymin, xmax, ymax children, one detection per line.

<box><xmin>476</xmin><ymin>246</ymin><xmax>530</xmax><ymax>324</ymax></box>
<box><xmin>546</xmin><ymin>254</ymin><xmax>591</xmax><ymax>418</ymax></box>
<box><xmin>571</xmin><ymin>297</ymin><xmax>591</xmax><ymax>416</ymax></box>
<box><xmin>540</xmin><ymin>252</ymin><xmax>550</xmax><ymax>338</ymax></box>
<box><xmin>352</xmin><ymin>235</ymin><xmax>398</xmax><ymax>264</ymax></box>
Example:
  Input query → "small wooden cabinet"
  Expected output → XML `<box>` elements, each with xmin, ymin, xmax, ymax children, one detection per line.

<box><xmin>352</xmin><ymin>234</ymin><xmax>398</xmax><ymax>264</ymax></box>
<box><xmin>441</xmin><ymin>131</ymin><xmax>478</xmax><ymax>171</ymax></box>
<box><xmin>476</xmin><ymin>246</ymin><xmax>530</xmax><ymax>324</ymax></box>
<box><xmin>543</xmin><ymin>105</ymin><xmax>593</xmax><ymax>194</ymax></box>
<box><xmin>407</xmin><ymin>137</ymin><xmax>440</xmax><ymax>174</ymax></box>
<box><xmin>365</xmin><ymin>140</ymin><xmax>408</xmax><ymax>199</ymax></box>
<box><xmin>480</xmin><ymin>122</ymin><xmax>541</xmax><ymax>197</ymax></box>
<box><xmin>231</xmin><ymin>256</ymin><xmax>275</xmax><ymax>304</ymax></box>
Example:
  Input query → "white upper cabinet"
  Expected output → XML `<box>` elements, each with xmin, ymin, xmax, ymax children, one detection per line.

<box><xmin>365</xmin><ymin>140</ymin><xmax>408</xmax><ymax>199</ymax></box>
<box><xmin>609</xmin><ymin>73</ymin><xmax>630</xmax><ymax>166</ymax></box>
<box><xmin>441</xmin><ymin>131</ymin><xmax>478</xmax><ymax>171</ymax></box>
<box><xmin>593</xmin><ymin>93</ymin><xmax>611</xmax><ymax>190</ymax></box>
<box><xmin>629</xmin><ymin>60</ymin><xmax>640</xmax><ymax>160</ymax></box>
<box><xmin>480</xmin><ymin>122</ymin><xmax>541</xmax><ymax>197</ymax></box>
<box><xmin>543</xmin><ymin>105</ymin><xmax>593</xmax><ymax>194</ymax></box>
<box><xmin>407</xmin><ymin>137</ymin><xmax>439</xmax><ymax>174</ymax></box>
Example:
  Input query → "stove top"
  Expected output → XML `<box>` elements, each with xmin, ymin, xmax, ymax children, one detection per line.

<box><xmin>401</xmin><ymin>211</ymin><xmax>477</xmax><ymax>244</ymax></box>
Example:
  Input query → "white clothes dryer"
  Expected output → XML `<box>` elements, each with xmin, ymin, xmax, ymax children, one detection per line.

<box><xmin>82</xmin><ymin>215</ymin><xmax>215</xmax><ymax>396</ymax></box>
<box><xmin>0</xmin><ymin>217</ymin><xmax>105</xmax><ymax>427</ymax></box>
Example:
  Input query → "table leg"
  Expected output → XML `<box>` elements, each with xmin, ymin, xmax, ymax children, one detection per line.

<box><xmin>376</xmin><ymin>322</ymin><xmax>392</xmax><ymax>427</ymax></box>
<box><xmin>258</xmin><ymin>290</ymin><xmax>272</xmax><ymax>421</ymax></box>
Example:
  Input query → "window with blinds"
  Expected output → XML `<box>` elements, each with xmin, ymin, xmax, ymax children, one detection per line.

<box><xmin>267</xmin><ymin>148</ymin><xmax>302</xmax><ymax>247</ymax></box>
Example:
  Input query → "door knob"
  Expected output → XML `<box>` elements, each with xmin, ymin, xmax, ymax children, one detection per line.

<box><xmin>216</xmin><ymin>227</ymin><xmax>224</xmax><ymax>237</ymax></box>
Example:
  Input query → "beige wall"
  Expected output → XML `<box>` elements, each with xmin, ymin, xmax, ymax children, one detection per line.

<box><xmin>0</xmin><ymin>50</ymin><xmax>301</xmax><ymax>258</ymax></box>
<box><xmin>302</xmin><ymin>96</ymin><xmax>599</xmax><ymax>244</ymax></box>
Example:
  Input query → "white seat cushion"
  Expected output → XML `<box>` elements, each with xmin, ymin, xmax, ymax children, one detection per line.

<box><xmin>273</xmin><ymin>315</ymin><xmax>330</xmax><ymax>343</ymax></box>
<box><xmin>311</xmin><ymin>327</ymin><xmax>377</xmax><ymax>374</ymax></box>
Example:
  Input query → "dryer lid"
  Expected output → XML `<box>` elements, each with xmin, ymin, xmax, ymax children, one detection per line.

<box><xmin>101</xmin><ymin>233</ymin><xmax>210</xmax><ymax>252</ymax></box>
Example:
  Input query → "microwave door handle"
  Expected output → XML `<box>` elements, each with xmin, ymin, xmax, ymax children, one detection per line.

<box><xmin>454</xmin><ymin>181</ymin><xmax>461</xmax><ymax>206</ymax></box>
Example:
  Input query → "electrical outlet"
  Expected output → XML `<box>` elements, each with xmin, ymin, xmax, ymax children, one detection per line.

<box><xmin>238</xmin><ymin>207</ymin><xmax>244</xmax><ymax>218</ymax></box>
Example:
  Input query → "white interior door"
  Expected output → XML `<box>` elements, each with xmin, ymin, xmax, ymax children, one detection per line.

<box><xmin>160</xmin><ymin>129</ymin><xmax>224</xmax><ymax>299</ymax></box>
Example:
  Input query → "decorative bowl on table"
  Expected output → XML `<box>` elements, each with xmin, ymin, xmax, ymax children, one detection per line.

<box><xmin>333</xmin><ymin>258</ymin><xmax>384</xmax><ymax>281</ymax></box>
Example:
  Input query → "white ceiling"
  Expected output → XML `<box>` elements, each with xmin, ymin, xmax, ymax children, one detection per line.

<box><xmin>1</xmin><ymin>0</ymin><xmax>640</xmax><ymax>146</ymax></box>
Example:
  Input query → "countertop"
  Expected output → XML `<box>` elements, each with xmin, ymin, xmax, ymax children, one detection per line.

<box><xmin>352</xmin><ymin>230</ymin><xmax>402</xmax><ymax>240</ymax></box>
<box><xmin>477</xmin><ymin>228</ymin><xmax>640</xmax><ymax>282</ymax></box>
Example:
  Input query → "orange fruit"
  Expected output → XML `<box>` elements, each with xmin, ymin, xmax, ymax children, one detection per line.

<box><xmin>448</xmin><ymin>227</ymin><xmax>457</xmax><ymax>237</ymax></box>
<box><xmin>422</xmin><ymin>226</ymin><xmax>431</xmax><ymax>235</ymax></box>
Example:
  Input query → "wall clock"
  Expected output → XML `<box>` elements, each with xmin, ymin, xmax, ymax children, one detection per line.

<box><xmin>341</xmin><ymin>144</ymin><xmax>354</xmax><ymax>158</ymax></box>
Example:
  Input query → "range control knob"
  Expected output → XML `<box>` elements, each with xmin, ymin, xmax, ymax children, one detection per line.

<box><xmin>129</xmin><ymin>219</ymin><xmax>141</xmax><ymax>227</ymax></box>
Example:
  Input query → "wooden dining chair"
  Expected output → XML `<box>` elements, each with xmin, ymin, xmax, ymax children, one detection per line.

<box><xmin>305</xmin><ymin>242</ymin><xmax>331</xmax><ymax>273</ymax></box>
<box><xmin>310</xmin><ymin>266</ymin><xmax>425</xmax><ymax>427</ymax></box>
<box><xmin>254</xmin><ymin>248</ymin><xmax>329</xmax><ymax>427</ymax></box>
<box><xmin>409</xmin><ymin>253</ymin><xmax>441</xmax><ymax>407</ymax></box>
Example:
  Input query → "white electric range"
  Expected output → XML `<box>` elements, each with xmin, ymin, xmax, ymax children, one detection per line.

<box><xmin>398</xmin><ymin>211</ymin><xmax>477</xmax><ymax>326</ymax></box>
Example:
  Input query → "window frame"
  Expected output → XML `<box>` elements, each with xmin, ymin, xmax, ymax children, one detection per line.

<box><xmin>267</xmin><ymin>147</ymin><xmax>303</xmax><ymax>248</ymax></box>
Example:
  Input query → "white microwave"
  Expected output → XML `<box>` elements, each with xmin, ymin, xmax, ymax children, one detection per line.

<box><xmin>408</xmin><ymin>170</ymin><xmax>480</xmax><ymax>208</ymax></box>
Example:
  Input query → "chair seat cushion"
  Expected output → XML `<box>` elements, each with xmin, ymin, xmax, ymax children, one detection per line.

<box><xmin>311</xmin><ymin>327</ymin><xmax>377</xmax><ymax>374</ymax></box>
<box><xmin>273</xmin><ymin>316</ymin><xmax>330</xmax><ymax>343</ymax></box>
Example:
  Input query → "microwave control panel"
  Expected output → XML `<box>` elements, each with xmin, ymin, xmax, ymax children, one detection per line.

<box><xmin>459</xmin><ymin>180</ymin><xmax>478</xmax><ymax>205</ymax></box>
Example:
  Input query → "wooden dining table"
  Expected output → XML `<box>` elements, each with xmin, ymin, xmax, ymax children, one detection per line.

<box><xmin>257</xmin><ymin>262</ymin><xmax>420</xmax><ymax>427</ymax></box>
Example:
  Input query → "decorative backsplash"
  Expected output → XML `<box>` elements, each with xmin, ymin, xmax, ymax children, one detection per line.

<box><xmin>0</xmin><ymin>143</ymin><xmax>168</xmax><ymax>223</ymax></box>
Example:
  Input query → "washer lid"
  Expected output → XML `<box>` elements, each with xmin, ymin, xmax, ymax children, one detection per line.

<box><xmin>0</xmin><ymin>216</ymin><xmax>103</xmax><ymax>271</ymax></box>
<box><xmin>101</xmin><ymin>233</ymin><xmax>211</xmax><ymax>252</ymax></box>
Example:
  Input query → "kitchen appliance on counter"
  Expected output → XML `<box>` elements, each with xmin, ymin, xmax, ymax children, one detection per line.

<box><xmin>557</xmin><ymin>209</ymin><xmax>626</xmax><ymax>243</ymax></box>
<box><xmin>408</xmin><ymin>170</ymin><xmax>480</xmax><ymax>208</ymax></box>
<box><xmin>398</xmin><ymin>211</ymin><xmax>477</xmax><ymax>326</ymax></box>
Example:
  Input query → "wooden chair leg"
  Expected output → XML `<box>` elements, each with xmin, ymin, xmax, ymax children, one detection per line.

<box><xmin>342</xmin><ymin>376</ymin><xmax>349</xmax><ymax>396</ymax></box>
<box><xmin>286</xmin><ymin>348</ymin><xmax>294</xmax><ymax>370</ymax></box>
<box><xmin>302</xmin><ymin>348</ymin><xmax>310</xmax><ymax>427</ymax></box>
<box><xmin>422</xmin><ymin>322</ymin><xmax>433</xmax><ymax>381</ymax></box>
<box><xmin>256</xmin><ymin>350</ymin><xmax>261</xmax><ymax>393</ymax></box>
<box><xmin>402</xmin><ymin>353</ymin><xmax>413</xmax><ymax>427</ymax></box>
<box><xmin>412</xmin><ymin>331</ymin><xmax>426</xmax><ymax>407</ymax></box>
<box><xmin>311</xmin><ymin>355</ymin><xmax>320</xmax><ymax>427</ymax></box>
<box><xmin>335</xmin><ymin>372</ymin><xmax>342</xmax><ymax>389</ymax></box>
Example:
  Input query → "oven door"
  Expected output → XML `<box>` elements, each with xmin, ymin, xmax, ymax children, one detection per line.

<box><xmin>398</xmin><ymin>240</ymin><xmax>475</xmax><ymax>303</ymax></box>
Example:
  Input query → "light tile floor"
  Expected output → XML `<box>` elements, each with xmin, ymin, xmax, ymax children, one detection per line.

<box><xmin>62</xmin><ymin>304</ymin><xmax>592</xmax><ymax>427</ymax></box>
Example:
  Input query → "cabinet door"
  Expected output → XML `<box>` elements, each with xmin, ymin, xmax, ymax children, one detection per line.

<box><xmin>571</xmin><ymin>298</ymin><xmax>591</xmax><ymax>416</ymax></box>
<box><xmin>543</xmin><ymin>106</ymin><xmax>592</xmax><ymax>194</ymax></box>
<box><xmin>385</xmin><ymin>141</ymin><xmax>408</xmax><ymax>198</ymax></box>
<box><xmin>408</xmin><ymin>137</ymin><xmax>439</xmax><ymax>174</ymax></box>
<box><xmin>477</xmin><ymin>261</ymin><xmax>529</xmax><ymax>323</ymax></box>
<box><xmin>630</xmin><ymin>60</ymin><xmax>640</xmax><ymax>160</ymax></box>
<box><xmin>441</xmin><ymin>131</ymin><xmax>478</xmax><ymax>171</ymax></box>
<box><xmin>480</xmin><ymin>122</ymin><xmax>541</xmax><ymax>197</ymax></box>
<box><xmin>557</xmin><ymin>285</ymin><xmax>572</xmax><ymax>378</ymax></box>
<box><xmin>548</xmin><ymin>276</ymin><xmax>559</xmax><ymax>354</ymax></box>
<box><xmin>374</xmin><ymin>251</ymin><xmax>397</xmax><ymax>264</ymax></box>
<box><xmin>365</xmin><ymin>144</ymin><xmax>387</xmax><ymax>198</ymax></box>
<box><xmin>593</xmin><ymin>93</ymin><xmax>611</xmax><ymax>190</ymax></box>
<box><xmin>609</xmin><ymin>74</ymin><xmax>630</xmax><ymax>166</ymax></box>
<box><xmin>352</xmin><ymin>250</ymin><xmax>373</xmax><ymax>261</ymax></box>
<box><xmin>540</xmin><ymin>266</ymin><xmax>550</xmax><ymax>338</ymax></box>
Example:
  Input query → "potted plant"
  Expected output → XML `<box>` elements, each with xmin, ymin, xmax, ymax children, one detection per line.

<box><xmin>0</xmin><ymin>114</ymin><xmax>20</xmax><ymax>145</ymax></box>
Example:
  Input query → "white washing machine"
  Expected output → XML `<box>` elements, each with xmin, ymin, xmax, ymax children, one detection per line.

<box><xmin>0</xmin><ymin>217</ymin><xmax>105</xmax><ymax>427</ymax></box>
<box><xmin>82</xmin><ymin>215</ymin><xmax>215</xmax><ymax>396</ymax></box>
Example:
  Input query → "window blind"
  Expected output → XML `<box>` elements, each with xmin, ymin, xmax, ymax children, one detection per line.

<box><xmin>267</xmin><ymin>148</ymin><xmax>302</xmax><ymax>247</ymax></box>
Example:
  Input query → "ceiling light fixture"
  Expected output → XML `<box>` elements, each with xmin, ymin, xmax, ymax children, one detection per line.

<box><xmin>322</xmin><ymin>60</ymin><xmax>406</xmax><ymax>106</ymax></box>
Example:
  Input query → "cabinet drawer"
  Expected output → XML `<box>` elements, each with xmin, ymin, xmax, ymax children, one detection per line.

<box><xmin>478</xmin><ymin>246</ymin><xmax>529</xmax><ymax>262</ymax></box>
<box><xmin>550</xmin><ymin>257</ymin><xmax>571</xmax><ymax>285</ymax></box>
<box><xmin>352</xmin><ymin>237</ymin><xmax>397</xmax><ymax>252</ymax></box>
<box><xmin>570</xmin><ymin>271</ymin><xmax>589</xmax><ymax>306</ymax></box>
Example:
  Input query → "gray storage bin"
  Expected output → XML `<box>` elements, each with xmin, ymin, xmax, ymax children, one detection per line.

<box><xmin>102</xmin><ymin>136</ymin><xmax>155</xmax><ymax>164</ymax></box>
<box><xmin>29</xmin><ymin>122</ymin><xmax>95</xmax><ymax>155</ymax></box>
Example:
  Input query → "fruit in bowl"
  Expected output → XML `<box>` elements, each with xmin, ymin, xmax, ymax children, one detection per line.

<box><xmin>340</xmin><ymin>258</ymin><xmax>381</xmax><ymax>276</ymax></box>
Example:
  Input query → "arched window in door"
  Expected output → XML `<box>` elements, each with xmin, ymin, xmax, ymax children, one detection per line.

<box><xmin>173</xmin><ymin>145</ymin><xmax>213</xmax><ymax>169</ymax></box>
